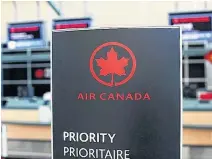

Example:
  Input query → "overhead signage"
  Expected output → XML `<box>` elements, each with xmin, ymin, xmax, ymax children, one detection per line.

<box><xmin>52</xmin><ymin>27</ymin><xmax>181</xmax><ymax>159</ymax></box>
<box><xmin>169</xmin><ymin>11</ymin><xmax>212</xmax><ymax>42</ymax></box>
<box><xmin>52</xmin><ymin>17</ymin><xmax>91</xmax><ymax>30</ymax></box>
<box><xmin>7</xmin><ymin>21</ymin><xmax>46</xmax><ymax>49</ymax></box>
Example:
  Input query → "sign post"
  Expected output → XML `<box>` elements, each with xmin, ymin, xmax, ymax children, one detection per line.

<box><xmin>1</xmin><ymin>124</ymin><xmax>8</xmax><ymax>158</ymax></box>
<box><xmin>52</xmin><ymin>27</ymin><xmax>181</xmax><ymax>159</ymax></box>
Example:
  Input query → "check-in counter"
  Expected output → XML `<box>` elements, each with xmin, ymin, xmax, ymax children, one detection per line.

<box><xmin>1</xmin><ymin>108</ymin><xmax>39</xmax><ymax>122</ymax></box>
<box><xmin>183</xmin><ymin>107</ymin><xmax>212</xmax><ymax>146</ymax></box>
<box><xmin>2</xmin><ymin>121</ymin><xmax>51</xmax><ymax>159</ymax></box>
<box><xmin>2</xmin><ymin>104</ymin><xmax>212</xmax><ymax>125</ymax></box>
<box><xmin>4</xmin><ymin>122</ymin><xmax>212</xmax><ymax>146</ymax></box>
<box><xmin>2</xmin><ymin>102</ymin><xmax>212</xmax><ymax>158</ymax></box>
<box><xmin>184</xmin><ymin>109</ymin><xmax>212</xmax><ymax>125</ymax></box>
<box><xmin>2</xmin><ymin>121</ymin><xmax>212</xmax><ymax>159</ymax></box>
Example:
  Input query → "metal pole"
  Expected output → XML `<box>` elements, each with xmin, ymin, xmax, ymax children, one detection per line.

<box><xmin>27</xmin><ymin>49</ymin><xmax>33</xmax><ymax>97</ymax></box>
<box><xmin>36</xmin><ymin>1</ymin><xmax>41</xmax><ymax>19</ymax></box>
<box><xmin>174</xmin><ymin>1</ymin><xmax>179</xmax><ymax>12</ymax></box>
<box><xmin>12</xmin><ymin>1</ymin><xmax>18</xmax><ymax>21</ymax></box>
<box><xmin>1</xmin><ymin>124</ymin><xmax>8</xmax><ymax>157</ymax></box>
<box><xmin>204</xmin><ymin>1</ymin><xmax>208</xmax><ymax>10</ymax></box>
<box><xmin>59</xmin><ymin>1</ymin><xmax>63</xmax><ymax>17</ymax></box>
<box><xmin>83</xmin><ymin>1</ymin><xmax>88</xmax><ymax>17</ymax></box>
<box><xmin>1</xmin><ymin>73</ymin><xmax>3</xmax><ymax>97</ymax></box>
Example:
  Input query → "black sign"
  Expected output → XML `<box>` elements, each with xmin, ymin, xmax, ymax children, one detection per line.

<box><xmin>52</xmin><ymin>28</ymin><xmax>181</xmax><ymax>159</ymax></box>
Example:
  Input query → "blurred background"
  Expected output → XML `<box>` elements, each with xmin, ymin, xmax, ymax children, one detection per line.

<box><xmin>1</xmin><ymin>1</ymin><xmax>212</xmax><ymax>159</ymax></box>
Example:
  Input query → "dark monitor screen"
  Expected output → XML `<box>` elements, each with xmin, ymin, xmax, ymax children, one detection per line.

<box><xmin>8</xmin><ymin>21</ymin><xmax>43</xmax><ymax>41</ymax></box>
<box><xmin>171</xmin><ymin>16</ymin><xmax>211</xmax><ymax>32</ymax></box>
<box><xmin>53</xmin><ymin>17</ymin><xmax>91</xmax><ymax>30</ymax></box>
<box><xmin>169</xmin><ymin>11</ymin><xmax>212</xmax><ymax>41</ymax></box>
<box><xmin>7</xmin><ymin>21</ymin><xmax>46</xmax><ymax>49</ymax></box>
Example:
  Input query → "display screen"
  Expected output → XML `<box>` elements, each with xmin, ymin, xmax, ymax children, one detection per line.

<box><xmin>33</xmin><ymin>84</ymin><xmax>50</xmax><ymax>96</ymax></box>
<box><xmin>55</xmin><ymin>23</ymin><xmax>89</xmax><ymax>29</ymax></box>
<box><xmin>3</xmin><ymin>85</ymin><xmax>26</xmax><ymax>97</ymax></box>
<box><xmin>3</xmin><ymin>68</ymin><xmax>27</xmax><ymax>80</ymax></box>
<box><xmin>169</xmin><ymin>11</ymin><xmax>212</xmax><ymax>41</ymax></box>
<box><xmin>9</xmin><ymin>26</ymin><xmax>41</xmax><ymax>41</ymax></box>
<box><xmin>171</xmin><ymin>16</ymin><xmax>212</xmax><ymax>32</ymax></box>
<box><xmin>8</xmin><ymin>21</ymin><xmax>43</xmax><ymax>41</ymax></box>
<box><xmin>189</xmin><ymin>63</ymin><xmax>205</xmax><ymax>78</ymax></box>
<box><xmin>53</xmin><ymin>17</ymin><xmax>91</xmax><ymax>30</ymax></box>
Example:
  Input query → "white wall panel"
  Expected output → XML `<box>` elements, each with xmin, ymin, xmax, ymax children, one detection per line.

<box><xmin>62</xmin><ymin>1</ymin><xmax>85</xmax><ymax>18</ymax></box>
<box><xmin>88</xmin><ymin>1</ymin><xmax>176</xmax><ymax>27</ymax></box>
<box><xmin>1</xmin><ymin>1</ymin><xmax>212</xmax><ymax>42</ymax></box>
<box><xmin>87</xmin><ymin>1</ymin><xmax>149</xmax><ymax>27</ymax></box>
<box><xmin>207</xmin><ymin>0</ymin><xmax>212</xmax><ymax>9</ymax></box>
<box><xmin>177</xmin><ymin>1</ymin><xmax>206</xmax><ymax>11</ymax></box>
<box><xmin>16</xmin><ymin>1</ymin><xmax>37</xmax><ymax>21</ymax></box>
<box><xmin>139</xmin><ymin>1</ymin><xmax>176</xmax><ymax>26</ymax></box>
<box><xmin>39</xmin><ymin>1</ymin><xmax>58</xmax><ymax>41</ymax></box>
<box><xmin>1</xmin><ymin>2</ymin><xmax>14</xmax><ymax>42</ymax></box>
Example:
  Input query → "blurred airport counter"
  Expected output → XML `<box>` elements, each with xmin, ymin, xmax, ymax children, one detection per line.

<box><xmin>1</xmin><ymin>98</ymin><xmax>212</xmax><ymax>159</ymax></box>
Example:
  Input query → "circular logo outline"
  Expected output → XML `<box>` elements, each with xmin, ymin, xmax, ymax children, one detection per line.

<box><xmin>90</xmin><ymin>42</ymin><xmax>136</xmax><ymax>87</ymax></box>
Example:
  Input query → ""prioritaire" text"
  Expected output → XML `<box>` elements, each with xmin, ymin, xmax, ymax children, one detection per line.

<box><xmin>62</xmin><ymin>131</ymin><xmax>130</xmax><ymax>159</ymax></box>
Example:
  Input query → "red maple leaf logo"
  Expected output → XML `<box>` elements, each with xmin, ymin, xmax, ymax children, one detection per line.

<box><xmin>96</xmin><ymin>47</ymin><xmax>129</xmax><ymax>85</ymax></box>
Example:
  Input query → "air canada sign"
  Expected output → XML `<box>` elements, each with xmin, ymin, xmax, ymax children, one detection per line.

<box><xmin>52</xmin><ymin>28</ymin><xmax>181</xmax><ymax>159</ymax></box>
<box><xmin>77</xmin><ymin>42</ymin><xmax>151</xmax><ymax>101</ymax></box>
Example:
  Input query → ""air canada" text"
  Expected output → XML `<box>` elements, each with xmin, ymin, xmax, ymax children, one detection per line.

<box><xmin>77</xmin><ymin>92</ymin><xmax>151</xmax><ymax>101</ymax></box>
